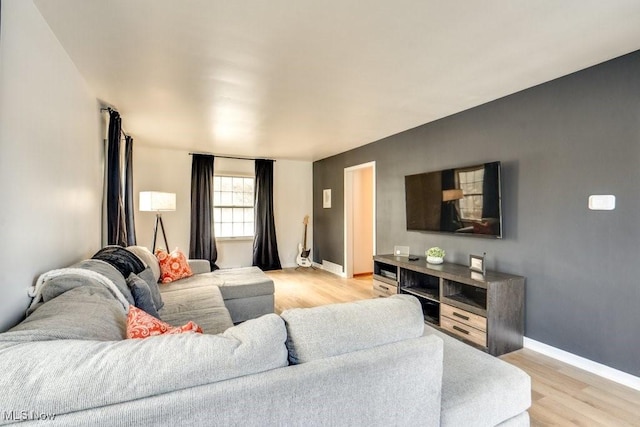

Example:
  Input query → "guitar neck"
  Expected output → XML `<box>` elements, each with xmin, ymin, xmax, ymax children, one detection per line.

<box><xmin>302</xmin><ymin>224</ymin><xmax>308</xmax><ymax>250</ymax></box>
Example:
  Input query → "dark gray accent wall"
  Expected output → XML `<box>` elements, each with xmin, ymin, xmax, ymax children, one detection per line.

<box><xmin>313</xmin><ymin>51</ymin><xmax>640</xmax><ymax>376</ymax></box>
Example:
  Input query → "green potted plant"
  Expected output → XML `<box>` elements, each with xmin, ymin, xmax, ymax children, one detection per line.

<box><xmin>426</xmin><ymin>247</ymin><xmax>445</xmax><ymax>265</ymax></box>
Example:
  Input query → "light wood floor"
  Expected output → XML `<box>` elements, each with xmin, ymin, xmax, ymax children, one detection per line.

<box><xmin>266</xmin><ymin>268</ymin><xmax>640</xmax><ymax>427</ymax></box>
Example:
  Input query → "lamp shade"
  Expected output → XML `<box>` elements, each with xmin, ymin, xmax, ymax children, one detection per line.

<box><xmin>139</xmin><ymin>191</ymin><xmax>176</xmax><ymax>212</ymax></box>
<box><xmin>442</xmin><ymin>189</ymin><xmax>464</xmax><ymax>202</ymax></box>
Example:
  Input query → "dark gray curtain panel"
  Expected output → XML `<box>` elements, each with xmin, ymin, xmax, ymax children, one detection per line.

<box><xmin>107</xmin><ymin>110</ymin><xmax>136</xmax><ymax>246</ymax></box>
<box><xmin>106</xmin><ymin>110</ymin><xmax>126</xmax><ymax>246</ymax></box>
<box><xmin>482</xmin><ymin>162</ymin><xmax>500</xmax><ymax>219</ymax></box>
<box><xmin>253</xmin><ymin>159</ymin><xmax>281</xmax><ymax>271</ymax></box>
<box><xmin>123</xmin><ymin>135</ymin><xmax>136</xmax><ymax>245</ymax></box>
<box><xmin>189</xmin><ymin>154</ymin><xmax>218</xmax><ymax>270</ymax></box>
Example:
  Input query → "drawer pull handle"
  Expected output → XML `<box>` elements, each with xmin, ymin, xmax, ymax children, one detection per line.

<box><xmin>452</xmin><ymin>325</ymin><xmax>469</xmax><ymax>335</ymax></box>
<box><xmin>380</xmin><ymin>285</ymin><xmax>389</xmax><ymax>290</ymax></box>
<box><xmin>453</xmin><ymin>312</ymin><xmax>470</xmax><ymax>321</ymax></box>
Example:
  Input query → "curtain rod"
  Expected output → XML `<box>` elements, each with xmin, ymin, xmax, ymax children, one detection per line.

<box><xmin>100</xmin><ymin>107</ymin><xmax>130</xmax><ymax>139</ymax></box>
<box><xmin>189</xmin><ymin>152</ymin><xmax>276</xmax><ymax>162</ymax></box>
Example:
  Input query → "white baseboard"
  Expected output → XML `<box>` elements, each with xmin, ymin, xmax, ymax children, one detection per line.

<box><xmin>320</xmin><ymin>260</ymin><xmax>346</xmax><ymax>277</ymax></box>
<box><xmin>523</xmin><ymin>337</ymin><xmax>640</xmax><ymax>391</ymax></box>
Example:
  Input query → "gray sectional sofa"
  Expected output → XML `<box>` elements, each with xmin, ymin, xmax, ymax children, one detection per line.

<box><xmin>157</xmin><ymin>263</ymin><xmax>275</xmax><ymax>331</ymax></box>
<box><xmin>125</xmin><ymin>245</ymin><xmax>275</xmax><ymax>329</ymax></box>
<box><xmin>0</xmin><ymin>247</ymin><xmax>530</xmax><ymax>426</ymax></box>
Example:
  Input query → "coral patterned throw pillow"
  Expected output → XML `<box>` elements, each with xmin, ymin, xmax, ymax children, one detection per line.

<box><xmin>126</xmin><ymin>306</ymin><xmax>203</xmax><ymax>339</ymax></box>
<box><xmin>155</xmin><ymin>248</ymin><xmax>193</xmax><ymax>284</ymax></box>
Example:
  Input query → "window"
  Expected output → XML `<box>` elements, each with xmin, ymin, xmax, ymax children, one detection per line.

<box><xmin>213</xmin><ymin>176</ymin><xmax>254</xmax><ymax>238</ymax></box>
<box><xmin>457</xmin><ymin>167</ymin><xmax>484</xmax><ymax>220</ymax></box>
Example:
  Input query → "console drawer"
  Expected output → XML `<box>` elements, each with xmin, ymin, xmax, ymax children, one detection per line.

<box><xmin>373</xmin><ymin>279</ymin><xmax>397</xmax><ymax>297</ymax></box>
<box><xmin>440</xmin><ymin>316</ymin><xmax>487</xmax><ymax>348</ymax></box>
<box><xmin>441</xmin><ymin>304</ymin><xmax>486</xmax><ymax>332</ymax></box>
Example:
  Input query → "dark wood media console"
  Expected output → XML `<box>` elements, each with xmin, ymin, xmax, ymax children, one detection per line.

<box><xmin>373</xmin><ymin>254</ymin><xmax>525</xmax><ymax>356</ymax></box>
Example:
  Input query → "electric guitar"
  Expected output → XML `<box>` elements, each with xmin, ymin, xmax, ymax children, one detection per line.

<box><xmin>296</xmin><ymin>215</ymin><xmax>312</xmax><ymax>268</ymax></box>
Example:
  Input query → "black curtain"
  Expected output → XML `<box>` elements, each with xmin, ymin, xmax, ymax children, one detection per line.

<box><xmin>123</xmin><ymin>135</ymin><xmax>136</xmax><ymax>245</ymax></box>
<box><xmin>106</xmin><ymin>110</ymin><xmax>126</xmax><ymax>246</ymax></box>
<box><xmin>482</xmin><ymin>162</ymin><xmax>500</xmax><ymax>218</ymax></box>
<box><xmin>189</xmin><ymin>154</ymin><xmax>219</xmax><ymax>270</ymax></box>
<box><xmin>253</xmin><ymin>159</ymin><xmax>281</xmax><ymax>271</ymax></box>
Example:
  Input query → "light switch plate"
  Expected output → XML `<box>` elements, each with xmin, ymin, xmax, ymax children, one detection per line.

<box><xmin>588</xmin><ymin>195</ymin><xmax>615</xmax><ymax>210</ymax></box>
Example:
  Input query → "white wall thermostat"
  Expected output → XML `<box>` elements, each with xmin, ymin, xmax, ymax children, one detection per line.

<box><xmin>588</xmin><ymin>195</ymin><xmax>615</xmax><ymax>211</ymax></box>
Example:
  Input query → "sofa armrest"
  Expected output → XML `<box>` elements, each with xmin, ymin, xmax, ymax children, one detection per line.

<box><xmin>188</xmin><ymin>259</ymin><xmax>212</xmax><ymax>275</ymax></box>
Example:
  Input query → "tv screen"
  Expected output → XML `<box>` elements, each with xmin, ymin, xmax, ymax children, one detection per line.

<box><xmin>405</xmin><ymin>161</ymin><xmax>502</xmax><ymax>238</ymax></box>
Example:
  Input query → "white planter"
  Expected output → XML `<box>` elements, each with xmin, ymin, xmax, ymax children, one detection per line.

<box><xmin>426</xmin><ymin>256</ymin><xmax>443</xmax><ymax>265</ymax></box>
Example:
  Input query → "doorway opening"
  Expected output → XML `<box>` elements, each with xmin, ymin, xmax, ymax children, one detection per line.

<box><xmin>344</xmin><ymin>162</ymin><xmax>376</xmax><ymax>279</ymax></box>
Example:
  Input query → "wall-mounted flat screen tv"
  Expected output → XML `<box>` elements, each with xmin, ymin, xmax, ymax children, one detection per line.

<box><xmin>405</xmin><ymin>161</ymin><xmax>502</xmax><ymax>238</ymax></box>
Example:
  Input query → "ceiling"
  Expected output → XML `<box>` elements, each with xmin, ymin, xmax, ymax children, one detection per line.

<box><xmin>34</xmin><ymin>1</ymin><xmax>640</xmax><ymax>161</ymax></box>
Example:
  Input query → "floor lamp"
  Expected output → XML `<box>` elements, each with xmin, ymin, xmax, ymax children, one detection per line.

<box><xmin>139</xmin><ymin>191</ymin><xmax>176</xmax><ymax>253</ymax></box>
<box><xmin>442</xmin><ymin>189</ymin><xmax>464</xmax><ymax>229</ymax></box>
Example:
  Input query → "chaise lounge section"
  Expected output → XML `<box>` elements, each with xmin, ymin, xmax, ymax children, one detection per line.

<box><xmin>125</xmin><ymin>246</ymin><xmax>275</xmax><ymax>332</ymax></box>
<box><xmin>425</xmin><ymin>325</ymin><xmax>531</xmax><ymax>426</ymax></box>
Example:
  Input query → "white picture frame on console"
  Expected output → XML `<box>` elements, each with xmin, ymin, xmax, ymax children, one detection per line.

<box><xmin>469</xmin><ymin>253</ymin><xmax>486</xmax><ymax>274</ymax></box>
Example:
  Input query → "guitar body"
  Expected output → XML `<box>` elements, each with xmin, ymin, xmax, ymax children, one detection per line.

<box><xmin>296</xmin><ymin>215</ymin><xmax>313</xmax><ymax>268</ymax></box>
<box><xmin>296</xmin><ymin>243</ymin><xmax>312</xmax><ymax>267</ymax></box>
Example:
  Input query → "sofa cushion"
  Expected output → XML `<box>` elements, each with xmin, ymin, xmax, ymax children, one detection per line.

<box><xmin>126</xmin><ymin>306</ymin><xmax>202</xmax><ymax>338</ymax></box>
<box><xmin>213</xmin><ymin>267</ymin><xmax>275</xmax><ymax>300</ymax></box>
<box><xmin>281</xmin><ymin>294</ymin><xmax>425</xmax><ymax>364</ymax></box>
<box><xmin>224</xmin><ymin>294</ymin><xmax>275</xmax><ymax>324</ymax></box>
<box><xmin>0</xmin><ymin>284</ymin><xmax>126</xmax><ymax>342</ymax></box>
<box><xmin>127</xmin><ymin>273</ymin><xmax>159</xmax><ymax>318</ymax></box>
<box><xmin>423</xmin><ymin>325</ymin><xmax>531</xmax><ymax>426</ymax></box>
<box><xmin>137</xmin><ymin>267</ymin><xmax>164</xmax><ymax>310</ymax></box>
<box><xmin>159</xmin><ymin>284</ymin><xmax>233</xmax><ymax>334</ymax></box>
<box><xmin>127</xmin><ymin>245</ymin><xmax>161</xmax><ymax>283</ymax></box>
<box><xmin>159</xmin><ymin>271</ymin><xmax>225</xmax><ymax>293</ymax></box>
<box><xmin>188</xmin><ymin>259</ymin><xmax>212</xmax><ymax>275</ymax></box>
<box><xmin>156</xmin><ymin>248</ymin><xmax>193</xmax><ymax>283</ymax></box>
<box><xmin>0</xmin><ymin>314</ymin><xmax>288</xmax><ymax>417</ymax></box>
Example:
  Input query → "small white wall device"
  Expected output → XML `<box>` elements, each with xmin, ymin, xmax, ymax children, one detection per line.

<box><xmin>394</xmin><ymin>245</ymin><xmax>410</xmax><ymax>257</ymax></box>
<box><xmin>588</xmin><ymin>195</ymin><xmax>615</xmax><ymax>211</ymax></box>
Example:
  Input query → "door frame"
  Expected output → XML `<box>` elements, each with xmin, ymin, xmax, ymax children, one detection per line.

<box><xmin>343</xmin><ymin>161</ymin><xmax>376</xmax><ymax>279</ymax></box>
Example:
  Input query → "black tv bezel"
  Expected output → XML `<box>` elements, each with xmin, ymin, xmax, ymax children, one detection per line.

<box><xmin>404</xmin><ymin>161</ymin><xmax>503</xmax><ymax>239</ymax></box>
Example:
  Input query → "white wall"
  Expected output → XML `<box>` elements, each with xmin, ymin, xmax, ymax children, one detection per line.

<box><xmin>274</xmin><ymin>160</ymin><xmax>313</xmax><ymax>268</ymax></box>
<box><xmin>133</xmin><ymin>146</ymin><xmax>192</xmax><ymax>255</ymax></box>
<box><xmin>133</xmin><ymin>145</ymin><xmax>312</xmax><ymax>269</ymax></box>
<box><xmin>0</xmin><ymin>1</ymin><xmax>103</xmax><ymax>331</ymax></box>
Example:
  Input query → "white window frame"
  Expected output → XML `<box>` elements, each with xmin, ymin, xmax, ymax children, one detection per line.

<box><xmin>213</xmin><ymin>174</ymin><xmax>255</xmax><ymax>240</ymax></box>
<box><xmin>456</xmin><ymin>166</ymin><xmax>485</xmax><ymax>221</ymax></box>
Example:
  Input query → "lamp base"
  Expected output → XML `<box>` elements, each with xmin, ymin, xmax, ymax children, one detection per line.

<box><xmin>152</xmin><ymin>213</ymin><xmax>170</xmax><ymax>253</ymax></box>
